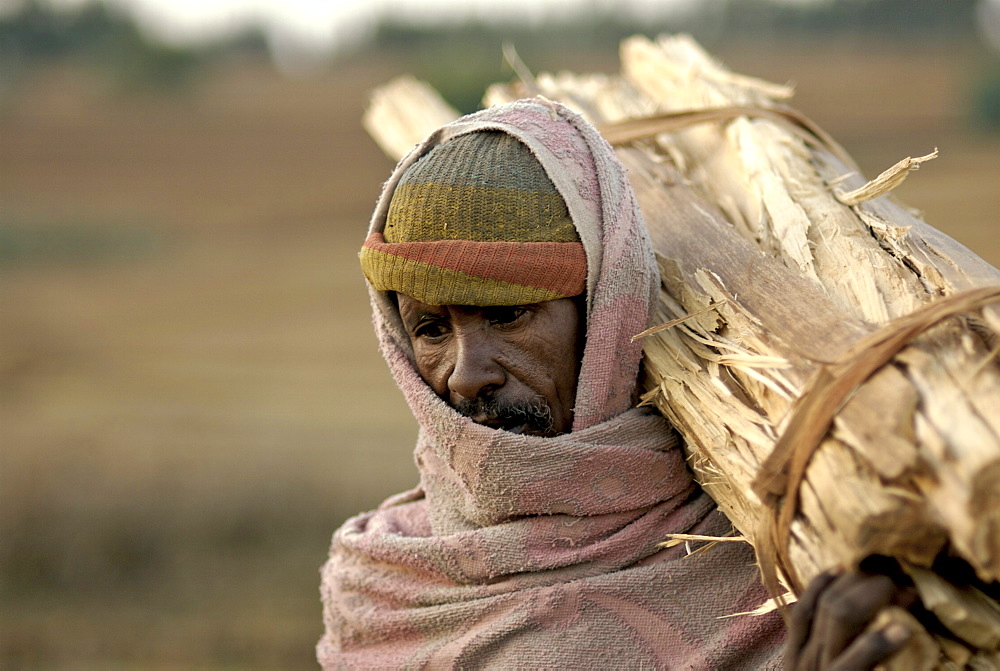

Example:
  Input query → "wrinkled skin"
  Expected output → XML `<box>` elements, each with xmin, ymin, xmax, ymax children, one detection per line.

<box><xmin>397</xmin><ymin>294</ymin><xmax>584</xmax><ymax>437</ymax></box>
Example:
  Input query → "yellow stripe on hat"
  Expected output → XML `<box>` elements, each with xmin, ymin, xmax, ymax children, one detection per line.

<box><xmin>360</xmin><ymin>247</ymin><xmax>564</xmax><ymax>306</ymax></box>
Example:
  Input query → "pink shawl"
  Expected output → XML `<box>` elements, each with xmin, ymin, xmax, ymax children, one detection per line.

<box><xmin>319</xmin><ymin>100</ymin><xmax>784</xmax><ymax>668</ymax></box>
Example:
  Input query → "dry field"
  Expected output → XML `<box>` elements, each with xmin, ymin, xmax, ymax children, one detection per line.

<box><xmin>1</xmin><ymin>41</ymin><xmax>998</xmax><ymax>668</ymax></box>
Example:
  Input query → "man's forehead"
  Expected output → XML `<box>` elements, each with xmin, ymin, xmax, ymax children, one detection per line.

<box><xmin>397</xmin><ymin>297</ymin><xmax>446</xmax><ymax>321</ymax></box>
<box><xmin>396</xmin><ymin>294</ymin><xmax>524</xmax><ymax>318</ymax></box>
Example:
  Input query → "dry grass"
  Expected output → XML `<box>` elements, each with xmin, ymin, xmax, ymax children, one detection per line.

<box><xmin>1</xmin><ymin>42</ymin><xmax>998</xmax><ymax>668</ymax></box>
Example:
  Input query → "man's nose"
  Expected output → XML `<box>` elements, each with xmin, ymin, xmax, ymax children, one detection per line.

<box><xmin>448</xmin><ymin>333</ymin><xmax>505</xmax><ymax>401</ymax></box>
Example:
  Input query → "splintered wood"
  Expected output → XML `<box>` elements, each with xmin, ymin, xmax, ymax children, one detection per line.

<box><xmin>365</xmin><ymin>34</ymin><xmax>1000</xmax><ymax>669</ymax></box>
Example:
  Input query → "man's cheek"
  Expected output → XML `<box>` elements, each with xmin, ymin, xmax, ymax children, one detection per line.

<box><xmin>413</xmin><ymin>349</ymin><xmax>450</xmax><ymax>393</ymax></box>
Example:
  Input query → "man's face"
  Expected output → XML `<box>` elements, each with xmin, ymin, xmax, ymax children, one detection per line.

<box><xmin>397</xmin><ymin>294</ymin><xmax>584</xmax><ymax>437</ymax></box>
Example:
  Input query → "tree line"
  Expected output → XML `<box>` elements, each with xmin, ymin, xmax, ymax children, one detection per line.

<box><xmin>0</xmin><ymin>0</ymin><xmax>988</xmax><ymax>92</ymax></box>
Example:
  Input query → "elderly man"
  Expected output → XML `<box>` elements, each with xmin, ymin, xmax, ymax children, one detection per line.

<box><xmin>319</xmin><ymin>99</ymin><xmax>911</xmax><ymax>668</ymax></box>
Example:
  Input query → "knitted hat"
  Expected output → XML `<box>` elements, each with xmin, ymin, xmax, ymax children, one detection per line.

<box><xmin>359</xmin><ymin>130</ymin><xmax>587</xmax><ymax>306</ymax></box>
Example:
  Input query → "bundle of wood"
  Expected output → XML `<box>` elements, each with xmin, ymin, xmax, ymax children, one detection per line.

<box><xmin>365</xmin><ymin>35</ymin><xmax>1000</xmax><ymax>668</ymax></box>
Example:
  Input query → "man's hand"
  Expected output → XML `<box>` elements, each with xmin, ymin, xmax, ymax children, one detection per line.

<box><xmin>784</xmin><ymin>562</ymin><xmax>916</xmax><ymax>670</ymax></box>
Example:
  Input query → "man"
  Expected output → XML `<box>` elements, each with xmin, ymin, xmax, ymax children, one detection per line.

<box><xmin>319</xmin><ymin>99</ymin><xmax>910</xmax><ymax>668</ymax></box>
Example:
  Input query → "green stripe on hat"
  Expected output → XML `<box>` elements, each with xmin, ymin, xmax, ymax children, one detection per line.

<box><xmin>385</xmin><ymin>184</ymin><xmax>577</xmax><ymax>243</ymax></box>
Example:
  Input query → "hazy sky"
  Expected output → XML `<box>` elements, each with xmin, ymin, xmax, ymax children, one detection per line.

<box><xmin>38</xmin><ymin>0</ymin><xmax>1000</xmax><ymax>72</ymax></box>
<box><xmin>43</xmin><ymin>0</ymin><xmax>707</xmax><ymax>51</ymax></box>
<box><xmin>37</xmin><ymin>0</ymin><xmax>719</xmax><ymax>72</ymax></box>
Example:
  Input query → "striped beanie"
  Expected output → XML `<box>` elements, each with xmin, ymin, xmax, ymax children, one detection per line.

<box><xmin>359</xmin><ymin>130</ymin><xmax>587</xmax><ymax>306</ymax></box>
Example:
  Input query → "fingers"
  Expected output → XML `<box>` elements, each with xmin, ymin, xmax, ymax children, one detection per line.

<box><xmin>828</xmin><ymin>622</ymin><xmax>911</xmax><ymax>671</ymax></box>
<box><xmin>785</xmin><ymin>567</ymin><xmax>913</xmax><ymax>670</ymax></box>
<box><xmin>812</xmin><ymin>572</ymin><xmax>897</xmax><ymax>668</ymax></box>
<box><xmin>785</xmin><ymin>568</ymin><xmax>839</xmax><ymax>665</ymax></box>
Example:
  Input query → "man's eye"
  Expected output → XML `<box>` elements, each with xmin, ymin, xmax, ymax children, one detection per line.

<box><xmin>415</xmin><ymin>322</ymin><xmax>448</xmax><ymax>339</ymax></box>
<box><xmin>487</xmin><ymin>307</ymin><xmax>527</xmax><ymax>326</ymax></box>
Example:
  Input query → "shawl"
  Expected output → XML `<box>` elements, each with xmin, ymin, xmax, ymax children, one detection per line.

<box><xmin>319</xmin><ymin>100</ymin><xmax>785</xmax><ymax>669</ymax></box>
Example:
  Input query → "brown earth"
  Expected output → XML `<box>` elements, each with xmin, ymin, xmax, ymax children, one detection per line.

<box><xmin>1</xmin><ymin>41</ymin><xmax>998</xmax><ymax>668</ymax></box>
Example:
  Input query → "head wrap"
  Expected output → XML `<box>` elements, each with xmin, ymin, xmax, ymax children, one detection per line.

<box><xmin>360</xmin><ymin>130</ymin><xmax>586</xmax><ymax>306</ymax></box>
<box><xmin>357</xmin><ymin>98</ymin><xmax>659</xmax><ymax>426</ymax></box>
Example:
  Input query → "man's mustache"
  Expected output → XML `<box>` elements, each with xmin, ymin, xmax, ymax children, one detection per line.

<box><xmin>453</xmin><ymin>394</ymin><xmax>555</xmax><ymax>435</ymax></box>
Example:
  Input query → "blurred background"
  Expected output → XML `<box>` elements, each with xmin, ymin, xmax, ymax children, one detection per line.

<box><xmin>2</xmin><ymin>0</ymin><xmax>999</xmax><ymax>667</ymax></box>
